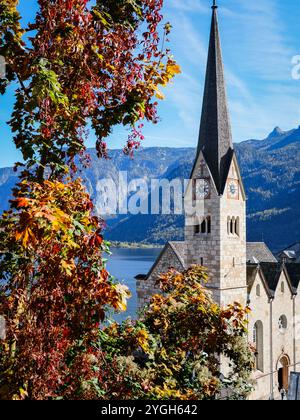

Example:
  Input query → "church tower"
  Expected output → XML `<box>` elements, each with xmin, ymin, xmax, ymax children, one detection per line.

<box><xmin>185</xmin><ymin>1</ymin><xmax>247</xmax><ymax>306</ymax></box>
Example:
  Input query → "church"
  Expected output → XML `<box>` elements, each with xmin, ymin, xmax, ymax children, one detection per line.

<box><xmin>136</xmin><ymin>2</ymin><xmax>300</xmax><ymax>400</ymax></box>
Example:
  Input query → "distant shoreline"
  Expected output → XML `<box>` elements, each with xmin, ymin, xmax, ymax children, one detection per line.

<box><xmin>109</xmin><ymin>241</ymin><xmax>163</xmax><ymax>249</ymax></box>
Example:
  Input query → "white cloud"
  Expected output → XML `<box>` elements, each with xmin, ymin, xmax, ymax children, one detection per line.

<box><xmin>161</xmin><ymin>0</ymin><xmax>300</xmax><ymax>143</ymax></box>
<box><xmin>169</xmin><ymin>0</ymin><xmax>207</xmax><ymax>13</ymax></box>
<box><xmin>104</xmin><ymin>0</ymin><xmax>300</xmax><ymax>150</ymax></box>
<box><xmin>225</xmin><ymin>0</ymin><xmax>293</xmax><ymax>81</ymax></box>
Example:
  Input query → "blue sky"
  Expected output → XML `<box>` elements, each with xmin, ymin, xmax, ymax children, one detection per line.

<box><xmin>1</xmin><ymin>0</ymin><xmax>300</xmax><ymax>168</ymax></box>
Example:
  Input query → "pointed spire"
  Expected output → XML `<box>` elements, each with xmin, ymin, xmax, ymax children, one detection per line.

<box><xmin>194</xmin><ymin>2</ymin><xmax>234</xmax><ymax>194</ymax></box>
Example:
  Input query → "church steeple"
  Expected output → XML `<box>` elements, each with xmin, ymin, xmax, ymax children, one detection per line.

<box><xmin>185</xmin><ymin>1</ymin><xmax>247</xmax><ymax>307</ymax></box>
<box><xmin>194</xmin><ymin>1</ymin><xmax>234</xmax><ymax>195</ymax></box>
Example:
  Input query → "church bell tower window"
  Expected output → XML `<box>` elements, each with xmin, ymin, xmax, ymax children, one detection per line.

<box><xmin>235</xmin><ymin>217</ymin><xmax>240</xmax><ymax>236</ymax></box>
<box><xmin>194</xmin><ymin>217</ymin><xmax>212</xmax><ymax>236</ymax></box>
<box><xmin>227</xmin><ymin>216</ymin><xmax>240</xmax><ymax>237</ymax></box>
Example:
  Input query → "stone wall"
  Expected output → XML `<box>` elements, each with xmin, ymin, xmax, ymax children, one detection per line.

<box><xmin>185</xmin><ymin>152</ymin><xmax>247</xmax><ymax>306</ymax></box>
<box><xmin>136</xmin><ymin>243</ymin><xmax>185</xmax><ymax>311</ymax></box>
<box><xmin>248</xmin><ymin>271</ymin><xmax>272</xmax><ymax>400</ymax></box>
<box><xmin>219</xmin><ymin>158</ymin><xmax>247</xmax><ymax>306</ymax></box>
<box><xmin>248</xmin><ymin>269</ymin><xmax>300</xmax><ymax>400</ymax></box>
<box><xmin>135</xmin><ymin>148</ymin><xmax>300</xmax><ymax>400</ymax></box>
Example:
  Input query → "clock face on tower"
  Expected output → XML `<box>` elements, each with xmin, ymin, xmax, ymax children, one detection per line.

<box><xmin>195</xmin><ymin>178</ymin><xmax>211</xmax><ymax>199</ymax></box>
<box><xmin>227</xmin><ymin>179</ymin><xmax>239</xmax><ymax>199</ymax></box>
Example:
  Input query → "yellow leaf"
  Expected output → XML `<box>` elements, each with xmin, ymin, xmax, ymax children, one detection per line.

<box><xmin>15</xmin><ymin>231</ymin><xmax>23</xmax><ymax>242</ymax></box>
<box><xmin>155</xmin><ymin>90</ymin><xmax>165</xmax><ymax>100</ymax></box>
<box><xmin>16</xmin><ymin>227</ymin><xmax>35</xmax><ymax>248</ymax></box>
<box><xmin>61</xmin><ymin>260</ymin><xmax>75</xmax><ymax>276</ymax></box>
<box><xmin>167</xmin><ymin>63</ymin><xmax>181</xmax><ymax>76</ymax></box>
<box><xmin>22</xmin><ymin>228</ymin><xmax>29</xmax><ymax>247</ymax></box>
<box><xmin>114</xmin><ymin>284</ymin><xmax>131</xmax><ymax>312</ymax></box>
<box><xmin>136</xmin><ymin>329</ymin><xmax>149</xmax><ymax>352</ymax></box>
<box><xmin>19</xmin><ymin>387</ymin><xmax>28</xmax><ymax>399</ymax></box>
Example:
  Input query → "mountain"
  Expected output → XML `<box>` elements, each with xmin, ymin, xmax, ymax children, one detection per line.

<box><xmin>105</xmin><ymin>125</ymin><xmax>300</xmax><ymax>252</ymax></box>
<box><xmin>0</xmin><ymin>126</ymin><xmax>299</xmax><ymax>252</ymax></box>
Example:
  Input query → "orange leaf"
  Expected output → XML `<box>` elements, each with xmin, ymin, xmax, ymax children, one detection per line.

<box><xmin>15</xmin><ymin>227</ymin><xmax>35</xmax><ymax>248</ymax></box>
<box><xmin>15</xmin><ymin>198</ymin><xmax>30</xmax><ymax>208</ymax></box>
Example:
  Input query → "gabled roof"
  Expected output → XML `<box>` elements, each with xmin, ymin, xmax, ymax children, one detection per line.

<box><xmin>247</xmin><ymin>263</ymin><xmax>273</xmax><ymax>298</ymax></box>
<box><xmin>138</xmin><ymin>242</ymin><xmax>300</xmax><ymax>297</ymax></box>
<box><xmin>246</xmin><ymin>242</ymin><xmax>277</xmax><ymax>264</ymax></box>
<box><xmin>168</xmin><ymin>241</ymin><xmax>186</xmax><ymax>269</ymax></box>
<box><xmin>258</xmin><ymin>262</ymin><xmax>295</xmax><ymax>296</ymax></box>
<box><xmin>192</xmin><ymin>4</ymin><xmax>234</xmax><ymax>195</ymax></box>
<box><xmin>279</xmin><ymin>242</ymin><xmax>300</xmax><ymax>252</ymax></box>
<box><xmin>247</xmin><ymin>263</ymin><xmax>259</xmax><ymax>290</ymax></box>
<box><xmin>277</xmin><ymin>242</ymin><xmax>300</xmax><ymax>262</ymax></box>
<box><xmin>145</xmin><ymin>241</ymin><xmax>186</xmax><ymax>280</ymax></box>
<box><xmin>141</xmin><ymin>242</ymin><xmax>276</xmax><ymax>282</ymax></box>
<box><xmin>282</xmin><ymin>250</ymin><xmax>297</xmax><ymax>259</ymax></box>
<box><xmin>284</xmin><ymin>263</ymin><xmax>300</xmax><ymax>292</ymax></box>
<box><xmin>259</xmin><ymin>262</ymin><xmax>282</xmax><ymax>294</ymax></box>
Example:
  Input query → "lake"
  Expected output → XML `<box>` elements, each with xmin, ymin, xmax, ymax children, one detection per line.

<box><xmin>106</xmin><ymin>248</ymin><xmax>161</xmax><ymax>322</ymax></box>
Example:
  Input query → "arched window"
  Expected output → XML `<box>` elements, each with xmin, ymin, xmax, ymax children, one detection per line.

<box><xmin>279</xmin><ymin>315</ymin><xmax>288</xmax><ymax>333</ymax></box>
<box><xmin>281</xmin><ymin>282</ymin><xmax>285</xmax><ymax>293</ymax></box>
<box><xmin>195</xmin><ymin>217</ymin><xmax>211</xmax><ymax>235</ymax></box>
<box><xmin>232</xmin><ymin>257</ymin><xmax>235</xmax><ymax>267</ymax></box>
<box><xmin>201</xmin><ymin>219</ymin><xmax>206</xmax><ymax>234</ymax></box>
<box><xmin>278</xmin><ymin>355</ymin><xmax>290</xmax><ymax>392</ymax></box>
<box><xmin>207</xmin><ymin>216</ymin><xmax>211</xmax><ymax>234</ymax></box>
<box><xmin>230</xmin><ymin>218</ymin><xmax>234</xmax><ymax>235</ymax></box>
<box><xmin>227</xmin><ymin>216</ymin><xmax>231</xmax><ymax>235</ymax></box>
<box><xmin>253</xmin><ymin>321</ymin><xmax>264</xmax><ymax>372</ymax></box>
<box><xmin>253</xmin><ymin>324</ymin><xmax>257</xmax><ymax>344</ymax></box>
<box><xmin>256</xmin><ymin>284</ymin><xmax>261</xmax><ymax>297</ymax></box>
<box><xmin>235</xmin><ymin>217</ymin><xmax>240</xmax><ymax>236</ymax></box>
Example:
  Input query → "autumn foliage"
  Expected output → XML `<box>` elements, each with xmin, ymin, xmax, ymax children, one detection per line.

<box><xmin>0</xmin><ymin>179</ymin><xmax>131</xmax><ymax>399</ymax></box>
<box><xmin>0</xmin><ymin>0</ymin><xmax>180</xmax><ymax>400</ymax></box>
<box><xmin>0</xmin><ymin>0</ymin><xmax>253</xmax><ymax>401</ymax></box>
<box><xmin>1</xmin><ymin>0</ymin><xmax>180</xmax><ymax>179</ymax></box>
<box><xmin>101</xmin><ymin>266</ymin><xmax>254</xmax><ymax>400</ymax></box>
